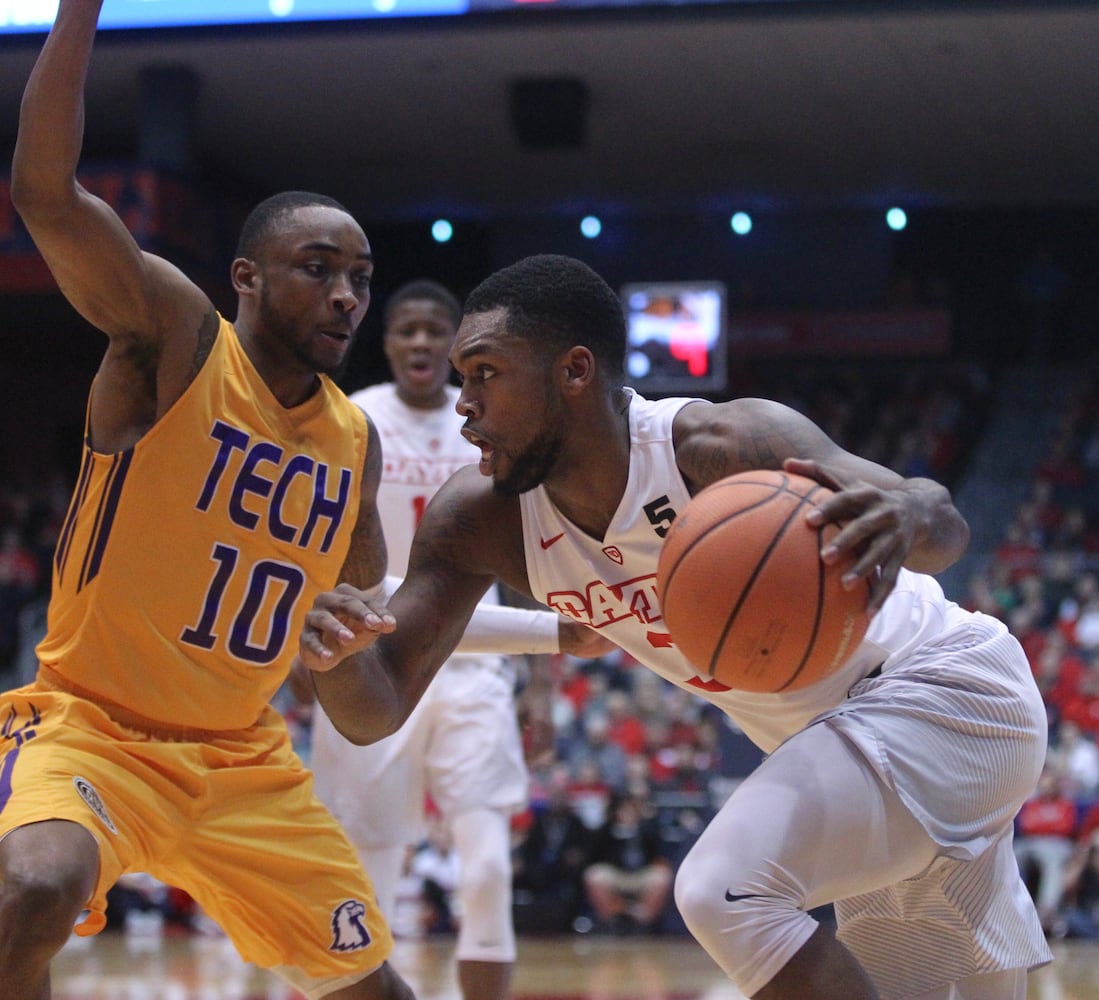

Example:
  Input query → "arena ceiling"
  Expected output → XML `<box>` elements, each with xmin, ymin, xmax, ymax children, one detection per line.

<box><xmin>0</xmin><ymin>1</ymin><xmax>1096</xmax><ymax>225</ymax></box>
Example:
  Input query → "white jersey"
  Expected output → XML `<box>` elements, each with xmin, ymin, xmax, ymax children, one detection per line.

<box><xmin>521</xmin><ymin>390</ymin><xmax>948</xmax><ymax>753</ymax></box>
<box><xmin>350</xmin><ymin>382</ymin><xmax>477</xmax><ymax>579</ymax></box>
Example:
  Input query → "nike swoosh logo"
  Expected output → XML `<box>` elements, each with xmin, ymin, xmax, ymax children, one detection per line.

<box><xmin>724</xmin><ymin>891</ymin><xmax>763</xmax><ymax>902</ymax></box>
<box><xmin>540</xmin><ymin>532</ymin><xmax>565</xmax><ymax>549</ymax></box>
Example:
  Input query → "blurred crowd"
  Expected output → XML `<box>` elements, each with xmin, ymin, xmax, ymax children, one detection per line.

<box><xmin>0</xmin><ymin>467</ymin><xmax>70</xmax><ymax>687</ymax></box>
<box><xmin>959</xmin><ymin>362</ymin><xmax>1099</xmax><ymax>940</ymax></box>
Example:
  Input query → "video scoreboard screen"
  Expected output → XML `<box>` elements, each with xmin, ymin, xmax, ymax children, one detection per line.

<box><xmin>0</xmin><ymin>0</ymin><xmax>801</xmax><ymax>33</ymax></box>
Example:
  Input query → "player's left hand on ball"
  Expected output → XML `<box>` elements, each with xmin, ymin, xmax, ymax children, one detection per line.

<box><xmin>783</xmin><ymin>457</ymin><xmax>908</xmax><ymax>613</ymax></box>
<box><xmin>298</xmin><ymin>583</ymin><xmax>396</xmax><ymax>672</ymax></box>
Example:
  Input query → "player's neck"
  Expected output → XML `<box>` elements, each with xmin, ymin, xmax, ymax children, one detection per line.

<box><xmin>545</xmin><ymin>398</ymin><xmax>631</xmax><ymax>542</ymax></box>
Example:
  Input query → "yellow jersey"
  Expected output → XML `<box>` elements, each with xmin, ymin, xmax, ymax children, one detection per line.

<box><xmin>36</xmin><ymin>315</ymin><xmax>367</xmax><ymax>731</ymax></box>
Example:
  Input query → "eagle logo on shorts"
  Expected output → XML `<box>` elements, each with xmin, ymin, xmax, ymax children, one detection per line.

<box><xmin>330</xmin><ymin>899</ymin><xmax>371</xmax><ymax>952</ymax></box>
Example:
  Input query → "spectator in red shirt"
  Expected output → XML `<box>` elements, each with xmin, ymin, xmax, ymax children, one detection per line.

<box><xmin>1025</xmin><ymin>478</ymin><xmax>1064</xmax><ymax>545</ymax></box>
<box><xmin>557</xmin><ymin>655</ymin><xmax>593</xmax><ymax>717</ymax></box>
<box><xmin>1031</xmin><ymin>630</ymin><xmax>1088</xmax><ymax>723</ymax></box>
<box><xmin>604</xmin><ymin>690</ymin><xmax>647</xmax><ymax>757</ymax></box>
<box><xmin>0</xmin><ymin>526</ymin><xmax>41</xmax><ymax>670</ymax></box>
<box><xmin>994</xmin><ymin>518</ymin><xmax>1043</xmax><ymax>585</ymax></box>
<box><xmin>1014</xmin><ymin>765</ymin><xmax>1080</xmax><ymax>932</ymax></box>
<box><xmin>1059</xmin><ymin>656</ymin><xmax>1099</xmax><ymax>739</ymax></box>
<box><xmin>1034</xmin><ymin>431</ymin><xmax>1086</xmax><ymax>495</ymax></box>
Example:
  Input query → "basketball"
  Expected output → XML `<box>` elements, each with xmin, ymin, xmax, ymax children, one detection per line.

<box><xmin>656</xmin><ymin>470</ymin><xmax>871</xmax><ymax>693</ymax></box>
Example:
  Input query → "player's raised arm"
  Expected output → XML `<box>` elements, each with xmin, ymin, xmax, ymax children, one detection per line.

<box><xmin>673</xmin><ymin>396</ymin><xmax>969</xmax><ymax>610</ymax></box>
<box><xmin>11</xmin><ymin>0</ymin><xmax>210</xmax><ymax>378</ymax></box>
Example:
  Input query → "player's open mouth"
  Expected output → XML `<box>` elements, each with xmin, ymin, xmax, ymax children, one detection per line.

<box><xmin>461</xmin><ymin>428</ymin><xmax>496</xmax><ymax>474</ymax></box>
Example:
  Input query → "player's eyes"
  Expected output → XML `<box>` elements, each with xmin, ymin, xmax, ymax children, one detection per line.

<box><xmin>452</xmin><ymin>364</ymin><xmax>496</xmax><ymax>386</ymax></box>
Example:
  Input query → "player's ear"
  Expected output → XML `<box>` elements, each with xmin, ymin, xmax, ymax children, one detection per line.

<box><xmin>231</xmin><ymin>257</ymin><xmax>258</xmax><ymax>295</ymax></box>
<box><xmin>561</xmin><ymin>346</ymin><xmax>595</xmax><ymax>394</ymax></box>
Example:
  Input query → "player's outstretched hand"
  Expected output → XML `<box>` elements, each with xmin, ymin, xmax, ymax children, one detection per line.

<box><xmin>558</xmin><ymin>618</ymin><xmax>617</xmax><ymax>659</ymax></box>
<box><xmin>298</xmin><ymin>583</ymin><xmax>397</xmax><ymax>672</ymax></box>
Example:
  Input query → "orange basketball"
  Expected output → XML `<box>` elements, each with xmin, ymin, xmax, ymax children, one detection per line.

<box><xmin>656</xmin><ymin>470</ymin><xmax>871</xmax><ymax>693</ymax></box>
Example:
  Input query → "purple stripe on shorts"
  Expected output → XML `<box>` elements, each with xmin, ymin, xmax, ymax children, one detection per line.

<box><xmin>0</xmin><ymin>748</ymin><xmax>18</xmax><ymax>815</ymax></box>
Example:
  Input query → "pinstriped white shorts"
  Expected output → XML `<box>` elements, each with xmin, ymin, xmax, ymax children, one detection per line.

<box><xmin>673</xmin><ymin>611</ymin><xmax>1052</xmax><ymax>999</ymax></box>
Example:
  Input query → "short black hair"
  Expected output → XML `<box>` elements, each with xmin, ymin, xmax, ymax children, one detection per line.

<box><xmin>235</xmin><ymin>191</ymin><xmax>352</xmax><ymax>259</ymax></box>
<box><xmin>383</xmin><ymin>279</ymin><xmax>462</xmax><ymax>329</ymax></box>
<box><xmin>463</xmin><ymin>254</ymin><xmax>625</xmax><ymax>385</ymax></box>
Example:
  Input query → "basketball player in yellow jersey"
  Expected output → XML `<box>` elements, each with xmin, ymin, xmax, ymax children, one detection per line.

<box><xmin>0</xmin><ymin>2</ymin><xmax>410</xmax><ymax>998</ymax></box>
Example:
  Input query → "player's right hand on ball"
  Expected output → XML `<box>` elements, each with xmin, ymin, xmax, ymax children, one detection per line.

<box><xmin>298</xmin><ymin>583</ymin><xmax>397</xmax><ymax>672</ymax></box>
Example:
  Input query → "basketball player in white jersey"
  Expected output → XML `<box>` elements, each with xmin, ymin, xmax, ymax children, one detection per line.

<box><xmin>299</xmin><ymin>255</ymin><xmax>1052</xmax><ymax>1000</ymax></box>
<box><xmin>302</xmin><ymin>281</ymin><xmax>567</xmax><ymax>1000</ymax></box>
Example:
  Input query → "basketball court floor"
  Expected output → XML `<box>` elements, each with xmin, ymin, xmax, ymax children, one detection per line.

<box><xmin>50</xmin><ymin>928</ymin><xmax>1099</xmax><ymax>999</ymax></box>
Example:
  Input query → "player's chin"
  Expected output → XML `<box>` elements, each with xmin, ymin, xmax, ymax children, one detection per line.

<box><xmin>311</xmin><ymin>343</ymin><xmax>352</xmax><ymax>377</ymax></box>
<box><xmin>491</xmin><ymin>472</ymin><xmax>526</xmax><ymax>498</ymax></box>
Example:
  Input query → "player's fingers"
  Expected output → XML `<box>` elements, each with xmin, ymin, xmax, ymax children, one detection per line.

<box><xmin>783</xmin><ymin>456</ymin><xmax>845</xmax><ymax>492</ymax></box>
<box><xmin>298</xmin><ymin>615</ymin><xmax>395</xmax><ymax>673</ymax></box>
<box><xmin>303</xmin><ymin>606</ymin><xmax>357</xmax><ymax>645</ymax></box>
<box><xmin>828</xmin><ymin>510</ymin><xmax>890</xmax><ymax>571</ymax></box>
<box><xmin>298</xmin><ymin>611</ymin><xmax>357</xmax><ymax>672</ymax></box>
<box><xmin>327</xmin><ymin>614</ymin><xmax>397</xmax><ymax>648</ymax></box>
<box><xmin>317</xmin><ymin>583</ymin><xmax>397</xmax><ymax>631</ymax></box>
<box><xmin>819</xmin><ymin>511</ymin><xmax>875</xmax><ymax>565</ymax></box>
<box><xmin>318</xmin><ymin>584</ymin><xmax>373</xmax><ymax>621</ymax></box>
<box><xmin>359</xmin><ymin>600</ymin><xmax>397</xmax><ymax>631</ymax></box>
<box><xmin>839</xmin><ymin>532</ymin><xmax>901</xmax><ymax>613</ymax></box>
<box><xmin>810</xmin><ymin>481</ymin><xmax>885</xmax><ymax>531</ymax></box>
<box><xmin>298</xmin><ymin>629</ymin><xmax>339</xmax><ymax>670</ymax></box>
<box><xmin>867</xmin><ymin>555</ymin><xmax>900</xmax><ymax>613</ymax></box>
<box><xmin>299</xmin><ymin>595</ymin><xmax>388</xmax><ymax>653</ymax></box>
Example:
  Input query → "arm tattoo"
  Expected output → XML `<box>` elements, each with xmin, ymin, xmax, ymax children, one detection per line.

<box><xmin>734</xmin><ymin>432</ymin><xmax>783</xmax><ymax>471</ymax></box>
<box><xmin>186</xmin><ymin>308</ymin><xmax>219</xmax><ymax>384</ymax></box>
<box><xmin>342</xmin><ymin>510</ymin><xmax>387</xmax><ymax>588</ymax></box>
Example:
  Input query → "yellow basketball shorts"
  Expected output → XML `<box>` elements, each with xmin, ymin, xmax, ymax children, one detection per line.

<box><xmin>0</xmin><ymin>683</ymin><xmax>393</xmax><ymax>988</ymax></box>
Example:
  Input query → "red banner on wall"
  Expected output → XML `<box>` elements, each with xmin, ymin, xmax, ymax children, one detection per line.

<box><xmin>729</xmin><ymin>307</ymin><xmax>951</xmax><ymax>358</ymax></box>
<box><xmin>0</xmin><ymin>165</ymin><xmax>245</xmax><ymax>294</ymax></box>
